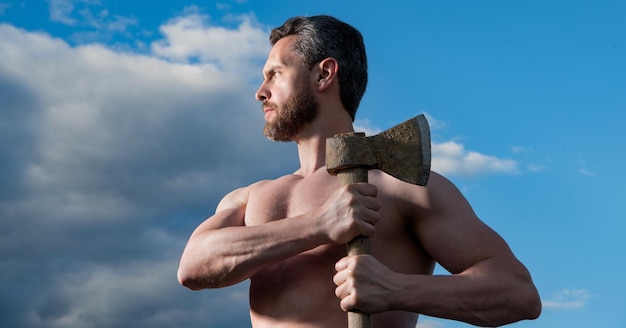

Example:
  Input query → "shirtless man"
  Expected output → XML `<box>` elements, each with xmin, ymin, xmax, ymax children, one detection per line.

<box><xmin>177</xmin><ymin>15</ymin><xmax>541</xmax><ymax>327</ymax></box>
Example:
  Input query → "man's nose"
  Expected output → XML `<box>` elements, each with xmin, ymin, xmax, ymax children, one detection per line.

<box><xmin>255</xmin><ymin>82</ymin><xmax>270</xmax><ymax>102</ymax></box>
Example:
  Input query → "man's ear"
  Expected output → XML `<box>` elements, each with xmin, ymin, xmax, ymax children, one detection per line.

<box><xmin>315</xmin><ymin>58</ymin><xmax>338</xmax><ymax>91</ymax></box>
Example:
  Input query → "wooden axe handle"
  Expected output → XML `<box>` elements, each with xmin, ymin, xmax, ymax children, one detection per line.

<box><xmin>336</xmin><ymin>167</ymin><xmax>371</xmax><ymax>328</ymax></box>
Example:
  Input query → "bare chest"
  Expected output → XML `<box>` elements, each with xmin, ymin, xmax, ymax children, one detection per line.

<box><xmin>245</xmin><ymin>173</ymin><xmax>339</xmax><ymax>225</ymax></box>
<box><xmin>244</xmin><ymin>172</ymin><xmax>433</xmax><ymax>326</ymax></box>
<box><xmin>244</xmin><ymin>172</ymin><xmax>432</xmax><ymax>272</ymax></box>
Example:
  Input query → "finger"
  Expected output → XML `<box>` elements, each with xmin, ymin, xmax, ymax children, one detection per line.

<box><xmin>368</xmin><ymin>196</ymin><xmax>382</xmax><ymax>211</ymax></box>
<box><xmin>335</xmin><ymin>279</ymin><xmax>356</xmax><ymax>311</ymax></box>
<box><xmin>359</xmin><ymin>183</ymin><xmax>378</xmax><ymax>197</ymax></box>
<box><xmin>361</xmin><ymin>206</ymin><xmax>381</xmax><ymax>223</ymax></box>
<box><xmin>340</xmin><ymin>293</ymin><xmax>357</xmax><ymax>312</ymax></box>
<box><xmin>334</xmin><ymin>280</ymin><xmax>348</xmax><ymax>299</ymax></box>
<box><xmin>332</xmin><ymin>268</ymin><xmax>348</xmax><ymax>286</ymax></box>
<box><xmin>358</xmin><ymin>197</ymin><xmax>382</xmax><ymax>214</ymax></box>
<box><xmin>335</xmin><ymin>257</ymin><xmax>349</xmax><ymax>271</ymax></box>
<box><xmin>357</xmin><ymin>209</ymin><xmax>379</xmax><ymax>234</ymax></box>
<box><xmin>347</xmin><ymin>183</ymin><xmax>377</xmax><ymax>197</ymax></box>
<box><xmin>358</xmin><ymin>220</ymin><xmax>376</xmax><ymax>237</ymax></box>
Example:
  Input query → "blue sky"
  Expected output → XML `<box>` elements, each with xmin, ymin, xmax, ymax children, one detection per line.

<box><xmin>1</xmin><ymin>1</ymin><xmax>624</xmax><ymax>327</ymax></box>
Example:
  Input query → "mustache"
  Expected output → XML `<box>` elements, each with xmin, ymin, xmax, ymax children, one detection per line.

<box><xmin>262</xmin><ymin>101</ymin><xmax>277</xmax><ymax>110</ymax></box>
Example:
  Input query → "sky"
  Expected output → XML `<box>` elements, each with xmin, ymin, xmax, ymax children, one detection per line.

<box><xmin>0</xmin><ymin>0</ymin><xmax>625</xmax><ymax>327</ymax></box>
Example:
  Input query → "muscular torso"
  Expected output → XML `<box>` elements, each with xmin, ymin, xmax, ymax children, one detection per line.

<box><xmin>244</xmin><ymin>169</ymin><xmax>435</xmax><ymax>327</ymax></box>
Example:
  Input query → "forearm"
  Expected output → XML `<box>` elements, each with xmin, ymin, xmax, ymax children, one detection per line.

<box><xmin>178</xmin><ymin>214</ymin><xmax>325</xmax><ymax>290</ymax></box>
<box><xmin>392</xmin><ymin>259</ymin><xmax>541</xmax><ymax>326</ymax></box>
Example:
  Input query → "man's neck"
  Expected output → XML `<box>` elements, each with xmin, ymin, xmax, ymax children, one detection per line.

<box><xmin>294</xmin><ymin>118</ymin><xmax>354</xmax><ymax>176</ymax></box>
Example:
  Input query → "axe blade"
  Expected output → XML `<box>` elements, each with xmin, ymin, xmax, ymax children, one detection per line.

<box><xmin>369</xmin><ymin>114</ymin><xmax>431</xmax><ymax>186</ymax></box>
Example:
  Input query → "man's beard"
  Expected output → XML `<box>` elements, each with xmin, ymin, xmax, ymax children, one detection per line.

<box><xmin>263</xmin><ymin>83</ymin><xmax>319</xmax><ymax>142</ymax></box>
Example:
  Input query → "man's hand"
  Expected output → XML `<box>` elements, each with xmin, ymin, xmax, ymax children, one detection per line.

<box><xmin>316</xmin><ymin>183</ymin><xmax>381</xmax><ymax>245</ymax></box>
<box><xmin>333</xmin><ymin>255</ymin><xmax>403</xmax><ymax>314</ymax></box>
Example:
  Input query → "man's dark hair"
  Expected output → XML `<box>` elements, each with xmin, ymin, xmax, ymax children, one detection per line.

<box><xmin>270</xmin><ymin>15</ymin><xmax>367</xmax><ymax>122</ymax></box>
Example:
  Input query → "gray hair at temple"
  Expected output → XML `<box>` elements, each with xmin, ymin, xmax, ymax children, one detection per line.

<box><xmin>270</xmin><ymin>15</ymin><xmax>368</xmax><ymax>122</ymax></box>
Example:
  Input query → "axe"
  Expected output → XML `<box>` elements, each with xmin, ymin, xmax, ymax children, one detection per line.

<box><xmin>326</xmin><ymin>114</ymin><xmax>431</xmax><ymax>328</ymax></box>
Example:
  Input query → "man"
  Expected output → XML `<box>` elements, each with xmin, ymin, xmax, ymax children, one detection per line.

<box><xmin>178</xmin><ymin>15</ymin><xmax>541</xmax><ymax>327</ymax></box>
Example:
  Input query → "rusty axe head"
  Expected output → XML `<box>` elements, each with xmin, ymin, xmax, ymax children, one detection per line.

<box><xmin>326</xmin><ymin>114</ymin><xmax>431</xmax><ymax>186</ymax></box>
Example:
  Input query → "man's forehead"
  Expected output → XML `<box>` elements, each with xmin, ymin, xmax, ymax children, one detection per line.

<box><xmin>272</xmin><ymin>35</ymin><xmax>298</xmax><ymax>53</ymax></box>
<box><xmin>264</xmin><ymin>36</ymin><xmax>299</xmax><ymax>68</ymax></box>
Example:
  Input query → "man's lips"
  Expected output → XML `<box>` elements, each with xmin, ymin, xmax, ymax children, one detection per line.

<box><xmin>262</xmin><ymin>103</ymin><xmax>276</xmax><ymax>114</ymax></box>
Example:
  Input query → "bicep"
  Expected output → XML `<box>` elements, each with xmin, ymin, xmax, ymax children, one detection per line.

<box><xmin>412</xmin><ymin>173</ymin><xmax>515</xmax><ymax>274</ymax></box>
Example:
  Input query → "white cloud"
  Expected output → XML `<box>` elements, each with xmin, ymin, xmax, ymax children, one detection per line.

<box><xmin>432</xmin><ymin>141</ymin><xmax>518</xmax><ymax>176</ymax></box>
<box><xmin>578</xmin><ymin>168</ymin><xmax>597</xmax><ymax>177</ymax></box>
<box><xmin>77</xmin><ymin>6</ymin><xmax>137</xmax><ymax>33</ymax></box>
<box><xmin>47</xmin><ymin>0</ymin><xmax>138</xmax><ymax>43</ymax></box>
<box><xmin>24</xmin><ymin>255</ymin><xmax>251</xmax><ymax>328</ymax></box>
<box><xmin>542</xmin><ymin>289</ymin><xmax>591</xmax><ymax>311</ymax></box>
<box><xmin>353</xmin><ymin>118</ymin><xmax>383</xmax><ymax>136</ymax></box>
<box><xmin>526</xmin><ymin>164</ymin><xmax>546</xmax><ymax>172</ymax></box>
<box><xmin>48</xmin><ymin>0</ymin><xmax>77</xmax><ymax>25</ymax></box>
<box><xmin>355</xmin><ymin>116</ymin><xmax>517</xmax><ymax>177</ymax></box>
<box><xmin>0</xmin><ymin>22</ymin><xmax>273</xmax><ymax>216</ymax></box>
<box><xmin>422</xmin><ymin>112</ymin><xmax>447</xmax><ymax>131</ymax></box>
<box><xmin>576</xmin><ymin>158</ymin><xmax>598</xmax><ymax>177</ymax></box>
<box><xmin>151</xmin><ymin>9</ymin><xmax>269</xmax><ymax>74</ymax></box>
<box><xmin>0</xmin><ymin>17</ymin><xmax>290</xmax><ymax>328</ymax></box>
<box><xmin>511</xmin><ymin>146</ymin><xmax>532</xmax><ymax>154</ymax></box>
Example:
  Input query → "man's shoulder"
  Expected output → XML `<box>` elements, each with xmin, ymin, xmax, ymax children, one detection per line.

<box><xmin>369</xmin><ymin>170</ymin><xmax>462</xmax><ymax>216</ymax></box>
<box><xmin>371</xmin><ymin>170</ymin><xmax>453</xmax><ymax>192</ymax></box>
<box><xmin>216</xmin><ymin>178</ymin><xmax>279</xmax><ymax>210</ymax></box>
<box><xmin>369</xmin><ymin>169</ymin><xmax>428</xmax><ymax>193</ymax></box>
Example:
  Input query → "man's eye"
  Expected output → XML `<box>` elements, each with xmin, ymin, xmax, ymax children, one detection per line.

<box><xmin>264</xmin><ymin>69</ymin><xmax>280</xmax><ymax>81</ymax></box>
